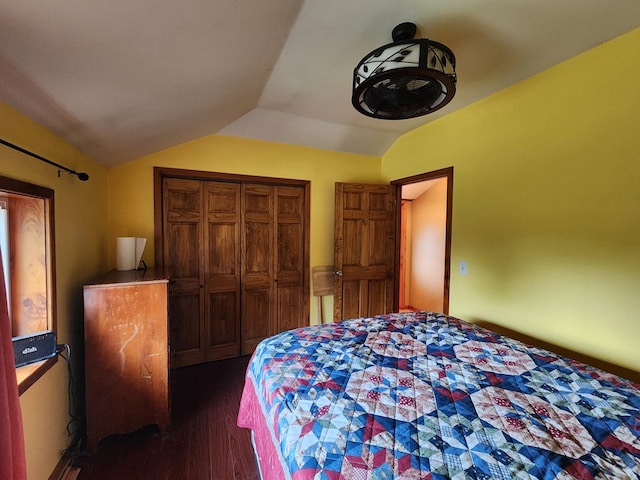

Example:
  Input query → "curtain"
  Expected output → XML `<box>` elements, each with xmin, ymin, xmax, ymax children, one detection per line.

<box><xmin>0</xmin><ymin>246</ymin><xmax>27</xmax><ymax>479</ymax></box>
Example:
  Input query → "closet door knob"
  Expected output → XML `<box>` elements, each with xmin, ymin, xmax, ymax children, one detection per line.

<box><xmin>335</xmin><ymin>270</ymin><xmax>343</xmax><ymax>277</ymax></box>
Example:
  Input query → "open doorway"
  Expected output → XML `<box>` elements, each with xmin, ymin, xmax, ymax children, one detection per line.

<box><xmin>392</xmin><ymin>167</ymin><xmax>453</xmax><ymax>315</ymax></box>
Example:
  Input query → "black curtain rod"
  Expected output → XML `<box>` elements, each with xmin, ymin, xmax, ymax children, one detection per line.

<box><xmin>0</xmin><ymin>138</ymin><xmax>89</xmax><ymax>181</ymax></box>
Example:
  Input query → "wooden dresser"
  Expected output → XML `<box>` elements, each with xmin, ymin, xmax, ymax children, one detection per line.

<box><xmin>83</xmin><ymin>268</ymin><xmax>170</xmax><ymax>452</ymax></box>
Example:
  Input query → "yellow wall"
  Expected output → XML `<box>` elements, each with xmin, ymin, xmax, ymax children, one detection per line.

<box><xmin>107</xmin><ymin>134</ymin><xmax>382</xmax><ymax>324</ymax></box>
<box><xmin>382</xmin><ymin>28</ymin><xmax>640</xmax><ymax>372</ymax></box>
<box><xmin>0</xmin><ymin>101</ymin><xmax>108</xmax><ymax>479</ymax></box>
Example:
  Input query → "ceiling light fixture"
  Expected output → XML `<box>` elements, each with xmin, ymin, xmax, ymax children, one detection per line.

<box><xmin>352</xmin><ymin>22</ymin><xmax>457</xmax><ymax>120</ymax></box>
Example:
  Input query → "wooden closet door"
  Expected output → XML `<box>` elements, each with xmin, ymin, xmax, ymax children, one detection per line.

<box><xmin>204</xmin><ymin>182</ymin><xmax>241</xmax><ymax>361</ymax></box>
<box><xmin>241</xmin><ymin>184</ymin><xmax>274</xmax><ymax>355</ymax></box>
<box><xmin>163</xmin><ymin>178</ymin><xmax>205</xmax><ymax>367</ymax></box>
<box><xmin>275</xmin><ymin>186</ymin><xmax>306</xmax><ymax>333</ymax></box>
<box><xmin>240</xmin><ymin>184</ymin><xmax>306</xmax><ymax>354</ymax></box>
<box><xmin>156</xmin><ymin>168</ymin><xmax>310</xmax><ymax>364</ymax></box>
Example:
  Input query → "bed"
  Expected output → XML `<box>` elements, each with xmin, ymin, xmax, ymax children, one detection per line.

<box><xmin>237</xmin><ymin>311</ymin><xmax>640</xmax><ymax>479</ymax></box>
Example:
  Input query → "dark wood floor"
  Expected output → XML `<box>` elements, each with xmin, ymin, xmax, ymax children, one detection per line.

<box><xmin>74</xmin><ymin>356</ymin><xmax>260</xmax><ymax>480</ymax></box>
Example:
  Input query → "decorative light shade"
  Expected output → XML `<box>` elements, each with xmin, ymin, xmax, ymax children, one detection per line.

<box><xmin>352</xmin><ymin>22</ymin><xmax>457</xmax><ymax>120</ymax></box>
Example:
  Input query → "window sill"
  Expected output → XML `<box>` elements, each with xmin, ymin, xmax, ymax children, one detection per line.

<box><xmin>16</xmin><ymin>351</ymin><xmax>60</xmax><ymax>396</ymax></box>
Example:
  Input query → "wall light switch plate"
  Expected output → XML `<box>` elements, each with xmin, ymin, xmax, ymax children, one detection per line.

<box><xmin>458</xmin><ymin>261</ymin><xmax>468</xmax><ymax>276</ymax></box>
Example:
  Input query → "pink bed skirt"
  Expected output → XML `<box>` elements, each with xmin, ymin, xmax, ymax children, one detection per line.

<box><xmin>237</xmin><ymin>368</ymin><xmax>288</xmax><ymax>480</ymax></box>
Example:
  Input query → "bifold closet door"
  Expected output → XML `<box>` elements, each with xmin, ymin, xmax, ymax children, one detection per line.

<box><xmin>163</xmin><ymin>178</ymin><xmax>241</xmax><ymax>367</ymax></box>
<box><xmin>163</xmin><ymin>178</ymin><xmax>205</xmax><ymax>368</ymax></box>
<box><xmin>273</xmin><ymin>186</ymin><xmax>306</xmax><ymax>334</ymax></box>
<box><xmin>240</xmin><ymin>184</ymin><xmax>306</xmax><ymax>355</ymax></box>
<box><xmin>240</xmin><ymin>184</ymin><xmax>275</xmax><ymax>354</ymax></box>
<box><xmin>163</xmin><ymin>175</ymin><xmax>307</xmax><ymax>365</ymax></box>
<box><xmin>204</xmin><ymin>181</ymin><xmax>241</xmax><ymax>361</ymax></box>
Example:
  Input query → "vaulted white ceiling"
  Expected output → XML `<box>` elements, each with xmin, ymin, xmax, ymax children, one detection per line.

<box><xmin>1</xmin><ymin>1</ymin><xmax>639</xmax><ymax>166</ymax></box>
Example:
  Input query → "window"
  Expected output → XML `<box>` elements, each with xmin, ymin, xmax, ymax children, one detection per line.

<box><xmin>0</xmin><ymin>175</ymin><xmax>57</xmax><ymax>393</ymax></box>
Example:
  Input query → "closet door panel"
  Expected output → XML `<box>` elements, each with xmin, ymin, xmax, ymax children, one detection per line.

<box><xmin>244</xmin><ymin>223</ymin><xmax>272</xmax><ymax>275</ymax></box>
<box><xmin>243</xmin><ymin>186</ymin><xmax>273</xmax><ymax>217</ymax></box>
<box><xmin>275</xmin><ymin>187</ymin><xmax>305</xmax><ymax>333</ymax></box>
<box><xmin>241</xmin><ymin>287</ymin><xmax>271</xmax><ymax>354</ymax></box>
<box><xmin>165</xmin><ymin>183</ymin><xmax>201</xmax><ymax>220</ymax></box>
<box><xmin>241</xmin><ymin>184</ymin><xmax>274</xmax><ymax>354</ymax></box>
<box><xmin>170</xmin><ymin>290</ymin><xmax>201</xmax><ymax>354</ymax></box>
<box><xmin>168</xmin><ymin>223</ymin><xmax>200</xmax><ymax>278</ymax></box>
<box><xmin>208</xmin><ymin>290</ymin><xmax>239</xmax><ymax>359</ymax></box>
<box><xmin>208</xmin><ymin>223</ymin><xmax>237</xmax><ymax>275</ymax></box>
<box><xmin>277</xmin><ymin>224</ymin><xmax>301</xmax><ymax>272</ymax></box>
<box><xmin>277</xmin><ymin>286</ymin><xmax>302</xmax><ymax>333</ymax></box>
<box><xmin>163</xmin><ymin>178</ymin><xmax>204</xmax><ymax>367</ymax></box>
<box><xmin>204</xmin><ymin>182</ymin><xmax>241</xmax><ymax>361</ymax></box>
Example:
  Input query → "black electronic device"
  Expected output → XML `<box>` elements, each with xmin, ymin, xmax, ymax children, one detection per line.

<box><xmin>12</xmin><ymin>330</ymin><xmax>57</xmax><ymax>367</ymax></box>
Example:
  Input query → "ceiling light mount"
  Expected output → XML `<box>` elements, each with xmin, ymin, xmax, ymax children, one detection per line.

<box><xmin>352</xmin><ymin>22</ymin><xmax>457</xmax><ymax>120</ymax></box>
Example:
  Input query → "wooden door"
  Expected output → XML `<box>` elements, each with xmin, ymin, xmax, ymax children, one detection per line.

<box><xmin>274</xmin><ymin>186</ymin><xmax>306</xmax><ymax>333</ymax></box>
<box><xmin>240</xmin><ymin>184</ymin><xmax>307</xmax><ymax>354</ymax></box>
<box><xmin>164</xmin><ymin>179</ymin><xmax>243</xmax><ymax>366</ymax></box>
<box><xmin>156</xmin><ymin>167</ymin><xmax>310</xmax><ymax>364</ymax></box>
<box><xmin>203</xmin><ymin>182</ymin><xmax>241</xmax><ymax>361</ymax></box>
<box><xmin>334</xmin><ymin>183</ymin><xmax>396</xmax><ymax>321</ymax></box>
<box><xmin>241</xmin><ymin>184</ymin><xmax>274</xmax><ymax>354</ymax></box>
<box><xmin>163</xmin><ymin>178</ymin><xmax>205</xmax><ymax>367</ymax></box>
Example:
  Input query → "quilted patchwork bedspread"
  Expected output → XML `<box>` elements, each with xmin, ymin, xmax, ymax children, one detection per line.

<box><xmin>238</xmin><ymin>311</ymin><xmax>640</xmax><ymax>479</ymax></box>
